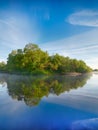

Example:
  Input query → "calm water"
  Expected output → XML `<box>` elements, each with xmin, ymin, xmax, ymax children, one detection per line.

<box><xmin>0</xmin><ymin>73</ymin><xmax>98</xmax><ymax>130</ymax></box>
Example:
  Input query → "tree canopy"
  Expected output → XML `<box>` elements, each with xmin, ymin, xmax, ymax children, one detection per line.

<box><xmin>0</xmin><ymin>43</ymin><xmax>92</xmax><ymax>75</ymax></box>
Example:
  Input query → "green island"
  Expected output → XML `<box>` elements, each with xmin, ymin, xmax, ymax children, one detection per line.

<box><xmin>0</xmin><ymin>43</ymin><xmax>92</xmax><ymax>75</ymax></box>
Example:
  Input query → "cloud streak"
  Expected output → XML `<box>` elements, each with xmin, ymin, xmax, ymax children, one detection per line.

<box><xmin>0</xmin><ymin>11</ymin><xmax>40</xmax><ymax>61</ymax></box>
<box><xmin>67</xmin><ymin>10</ymin><xmax>98</xmax><ymax>27</ymax></box>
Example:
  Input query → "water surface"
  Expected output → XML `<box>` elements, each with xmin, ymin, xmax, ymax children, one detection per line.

<box><xmin>0</xmin><ymin>73</ymin><xmax>98</xmax><ymax>130</ymax></box>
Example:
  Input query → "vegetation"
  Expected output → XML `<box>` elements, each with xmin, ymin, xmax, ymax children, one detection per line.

<box><xmin>0</xmin><ymin>43</ymin><xmax>92</xmax><ymax>75</ymax></box>
<box><xmin>93</xmin><ymin>69</ymin><xmax>98</xmax><ymax>71</ymax></box>
<box><xmin>0</xmin><ymin>62</ymin><xmax>6</xmax><ymax>72</ymax></box>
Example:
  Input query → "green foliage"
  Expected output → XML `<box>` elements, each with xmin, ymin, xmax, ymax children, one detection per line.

<box><xmin>5</xmin><ymin>43</ymin><xmax>92</xmax><ymax>75</ymax></box>
<box><xmin>0</xmin><ymin>61</ymin><xmax>6</xmax><ymax>71</ymax></box>
<box><xmin>24</xmin><ymin>43</ymin><xmax>39</xmax><ymax>52</ymax></box>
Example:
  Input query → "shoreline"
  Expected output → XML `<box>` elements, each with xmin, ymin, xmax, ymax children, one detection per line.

<box><xmin>65</xmin><ymin>72</ymin><xmax>82</xmax><ymax>76</ymax></box>
<box><xmin>0</xmin><ymin>71</ymin><xmax>87</xmax><ymax>77</ymax></box>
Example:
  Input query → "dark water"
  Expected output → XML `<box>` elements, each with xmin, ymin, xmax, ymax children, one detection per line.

<box><xmin>0</xmin><ymin>73</ymin><xmax>98</xmax><ymax>130</ymax></box>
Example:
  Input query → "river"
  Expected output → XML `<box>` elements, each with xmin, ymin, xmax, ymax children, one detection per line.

<box><xmin>0</xmin><ymin>73</ymin><xmax>98</xmax><ymax>130</ymax></box>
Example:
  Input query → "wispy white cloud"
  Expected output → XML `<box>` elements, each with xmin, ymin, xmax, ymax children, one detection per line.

<box><xmin>67</xmin><ymin>10</ymin><xmax>98</xmax><ymax>27</ymax></box>
<box><xmin>0</xmin><ymin>12</ymin><xmax>40</xmax><ymax>61</ymax></box>
<box><xmin>65</xmin><ymin>44</ymin><xmax>98</xmax><ymax>55</ymax></box>
<box><xmin>0</xmin><ymin>15</ymin><xmax>38</xmax><ymax>48</ymax></box>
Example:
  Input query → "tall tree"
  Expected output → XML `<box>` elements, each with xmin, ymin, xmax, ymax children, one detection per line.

<box><xmin>24</xmin><ymin>43</ymin><xmax>40</xmax><ymax>52</ymax></box>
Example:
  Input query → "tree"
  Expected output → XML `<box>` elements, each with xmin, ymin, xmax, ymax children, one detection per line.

<box><xmin>24</xmin><ymin>43</ymin><xmax>40</xmax><ymax>53</ymax></box>
<box><xmin>6</xmin><ymin>43</ymin><xmax>92</xmax><ymax>74</ymax></box>
<box><xmin>17</xmin><ymin>49</ymin><xmax>23</xmax><ymax>54</ymax></box>
<box><xmin>0</xmin><ymin>61</ymin><xmax>6</xmax><ymax>71</ymax></box>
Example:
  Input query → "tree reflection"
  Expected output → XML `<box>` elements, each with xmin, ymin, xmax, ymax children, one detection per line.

<box><xmin>0</xmin><ymin>74</ymin><xmax>92</xmax><ymax>106</ymax></box>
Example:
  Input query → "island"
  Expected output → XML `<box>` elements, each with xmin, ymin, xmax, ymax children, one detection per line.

<box><xmin>0</xmin><ymin>43</ymin><xmax>92</xmax><ymax>75</ymax></box>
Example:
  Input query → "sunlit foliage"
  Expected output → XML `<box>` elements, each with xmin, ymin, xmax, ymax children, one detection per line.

<box><xmin>0</xmin><ymin>43</ymin><xmax>92</xmax><ymax>74</ymax></box>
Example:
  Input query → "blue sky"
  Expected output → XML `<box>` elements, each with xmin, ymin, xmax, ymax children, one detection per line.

<box><xmin>0</xmin><ymin>0</ymin><xmax>98</xmax><ymax>69</ymax></box>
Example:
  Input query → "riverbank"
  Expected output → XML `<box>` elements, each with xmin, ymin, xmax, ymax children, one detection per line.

<box><xmin>65</xmin><ymin>72</ymin><xmax>82</xmax><ymax>76</ymax></box>
<box><xmin>0</xmin><ymin>70</ymin><xmax>85</xmax><ymax>77</ymax></box>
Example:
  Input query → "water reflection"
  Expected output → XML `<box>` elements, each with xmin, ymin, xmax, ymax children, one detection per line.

<box><xmin>0</xmin><ymin>74</ymin><xmax>91</xmax><ymax>107</ymax></box>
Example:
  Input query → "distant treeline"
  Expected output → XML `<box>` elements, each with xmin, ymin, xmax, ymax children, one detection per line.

<box><xmin>0</xmin><ymin>43</ymin><xmax>92</xmax><ymax>75</ymax></box>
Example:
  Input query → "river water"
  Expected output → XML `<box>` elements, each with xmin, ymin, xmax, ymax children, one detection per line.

<box><xmin>0</xmin><ymin>73</ymin><xmax>98</xmax><ymax>130</ymax></box>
